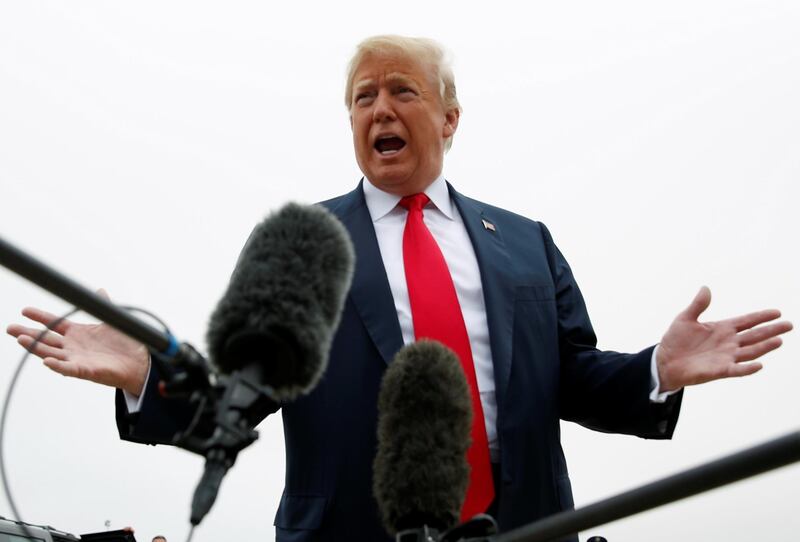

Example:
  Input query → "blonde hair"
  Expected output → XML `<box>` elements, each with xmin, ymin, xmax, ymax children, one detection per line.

<box><xmin>345</xmin><ymin>35</ymin><xmax>460</xmax><ymax>150</ymax></box>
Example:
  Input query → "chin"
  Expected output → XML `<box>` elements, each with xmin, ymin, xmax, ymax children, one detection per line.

<box><xmin>368</xmin><ymin>169</ymin><xmax>413</xmax><ymax>190</ymax></box>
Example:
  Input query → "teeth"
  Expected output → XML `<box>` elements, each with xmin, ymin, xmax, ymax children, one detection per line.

<box><xmin>380</xmin><ymin>149</ymin><xmax>399</xmax><ymax>155</ymax></box>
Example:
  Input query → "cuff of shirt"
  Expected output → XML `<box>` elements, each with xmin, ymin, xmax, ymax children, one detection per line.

<box><xmin>122</xmin><ymin>358</ymin><xmax>152</xmax><ymax>413</ymax></box>
<box><xmin>649</xmin><ymin>344</ymin><xmax>680</xmax><ymax>403</ymax></box>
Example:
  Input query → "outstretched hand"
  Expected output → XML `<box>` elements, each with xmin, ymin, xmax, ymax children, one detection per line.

<box><xmin>656</xmin><ymin>286</ymin><xmax>793</xmax><ymax>393</ymax></box>
<box><xmin>5</xmin><ymin>290</ymin><xmax>150</xmax><ymax>396</ymax></box>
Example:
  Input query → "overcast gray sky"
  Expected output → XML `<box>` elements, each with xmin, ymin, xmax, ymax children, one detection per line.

<box><xmin>0</xmin><ymin>1</ymin><xmax>798</xmax><ymax>541</ymax></box>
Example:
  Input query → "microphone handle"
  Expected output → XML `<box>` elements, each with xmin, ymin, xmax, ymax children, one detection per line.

<box><xmin>190</xmin><ymin>451</ymin><xmax>232</xmax><ymax>526</ymax></box>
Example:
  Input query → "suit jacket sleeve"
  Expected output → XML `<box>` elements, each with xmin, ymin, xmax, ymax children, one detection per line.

<box><xmin>115</xmin><ymin>354</ymin><xmax>282</xmax><ymax>445</ymax></box>
<box><xmin>539</xmin><ymin>223</ymin><xmax>682</xmax><ymax>439</ymax></box>
<box><xmin>114</xmin><ymin>356</ymin><xmax>195</xmax><ymax>445</ymax></box>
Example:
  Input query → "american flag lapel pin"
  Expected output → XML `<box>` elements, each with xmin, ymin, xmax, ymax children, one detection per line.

<box><xmin>481</xmin><ymin>219</ymin><xmax>496</xmax><ymax>232</ymax></box>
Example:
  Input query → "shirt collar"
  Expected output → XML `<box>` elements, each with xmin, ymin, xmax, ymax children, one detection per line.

<box><xmin>363</xmin><ymin>175</ymin><xmax>455</xmax><ymax>222</ymax></box>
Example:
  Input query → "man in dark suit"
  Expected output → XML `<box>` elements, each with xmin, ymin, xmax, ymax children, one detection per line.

<box><xmin>7</xmin><ymin>35</ymin><xmax>792</xmax><ymax>542</ymax></box>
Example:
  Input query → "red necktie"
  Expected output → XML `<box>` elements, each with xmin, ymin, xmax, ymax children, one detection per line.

<box><xmin>399</xmin><ymin>193</ymin><xmax>494</xmax><ymax>521</ymax></box>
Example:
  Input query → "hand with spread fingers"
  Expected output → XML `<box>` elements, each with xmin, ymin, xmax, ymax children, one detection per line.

<box><xmin>656</xmin><ymin>286</ymin><xmax>793</xmax><ymax>393</ymax></box>
<box><xmin>5</xmin><ymin>290</ymin><xmax>150</xmax><ymax>397</ymax></box>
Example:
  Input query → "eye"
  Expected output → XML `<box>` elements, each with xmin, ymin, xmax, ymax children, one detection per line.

<box><xmin>395</xmin><ymin>86</ymin><xmax>417</xmax><ymax>101</ymax></box>
<box><xmin>355</xmin><ymin>92</ymin><xmax>375</xmax><ymax>106</ymax></box>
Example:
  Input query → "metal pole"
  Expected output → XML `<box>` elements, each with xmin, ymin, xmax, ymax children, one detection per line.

<box><xmin>0</xmin><ymin>235</ymin><xmax>173</xmax><ymax>353</ymax></box>
<box><xmin>494</xmin><ymin>430</ymin><xmax>800</xmax><ymax>542</ymax></box>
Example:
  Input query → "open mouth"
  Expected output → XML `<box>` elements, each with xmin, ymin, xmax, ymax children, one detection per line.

<box><xmin>374</xmin><ymin>135</ymin><xmax>406</xmax><ymax>156</ymax></box>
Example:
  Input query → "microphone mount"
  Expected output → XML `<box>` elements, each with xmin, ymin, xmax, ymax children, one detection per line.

<box><xmin>395</xmin><ymin>514</ymin><xmax>498</xmax><ymax>542</ymax></box>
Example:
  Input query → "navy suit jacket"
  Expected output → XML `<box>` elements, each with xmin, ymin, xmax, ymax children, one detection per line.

<box><xmin>117</xmin><ymin>180</ymin><xmax>682</xmax><ymax>542</ymax></box>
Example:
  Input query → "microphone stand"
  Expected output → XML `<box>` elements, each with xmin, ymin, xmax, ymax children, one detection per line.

<box><xmin>491</xmin><ymin>429</ymin><xmax>800</xmax><ymax>542</ymax></box>
<box><xmin>0</xmin><ymin>235</ymin><xmax>272</xmax><ymax>526</ymax></box>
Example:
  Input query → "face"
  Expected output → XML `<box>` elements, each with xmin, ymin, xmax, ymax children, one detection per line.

<box><xmin>349</xmin><ymin>53</ymin><xmax>459</xmax><ymax>196</ymax></box>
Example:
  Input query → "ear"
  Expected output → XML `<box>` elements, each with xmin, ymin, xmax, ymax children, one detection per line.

<box><xmin>442</xmin><ymin>107</ymin><xmax>460</xmax><ymax>138</ymax></box>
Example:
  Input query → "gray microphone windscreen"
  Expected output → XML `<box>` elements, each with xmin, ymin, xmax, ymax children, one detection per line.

<box><xmin>373</xmin><ymin>340</ymin><xmax>473</xmax><ymax>535</ymax></box>
<box><xmin>206</xmin><ymin>202</ymin><xmax>354</xmax><ymax>401</ymax></box>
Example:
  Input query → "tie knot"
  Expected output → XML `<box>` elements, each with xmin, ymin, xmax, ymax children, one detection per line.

<box><xmin>399</xmin><ymin>193</ymin><xmax>430</xmax><ymax>212</ymax></box>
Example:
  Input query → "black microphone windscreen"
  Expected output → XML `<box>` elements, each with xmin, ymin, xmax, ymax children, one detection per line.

<box><xmin>206</xmin><ymin>203</ymin><xmax>354</xmax><ymax>401</ymax></box>
<box><xmin>373</xmin><ymin>340</ymin><xmax>473</xmax><ymax>535</ymax></box>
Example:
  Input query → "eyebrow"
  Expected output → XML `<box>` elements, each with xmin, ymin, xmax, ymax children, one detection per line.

<box><xmin>352</xmin><ymin>79</ymin><xmax>376</xmax><ymax>94</ymax></box>
<box><xmin>386</xmin><ymin>74</ymin><xmax>417</xmax><ymax>86</ymax></box>
<box><xmin>353</xmin><ymin>73</ymin><xmax>418</xmax><ymax>93</ymax></box>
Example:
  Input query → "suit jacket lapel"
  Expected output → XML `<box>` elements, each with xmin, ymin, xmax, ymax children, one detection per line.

<box><xmin>449</xmin><ymin>183</ymin><xmax>516</xmax><ymax>414</ymax></box>
<box><xmin>328</xmin><ymin>181</ymin><xmax>404</xmax><ymax>365</ymax></box>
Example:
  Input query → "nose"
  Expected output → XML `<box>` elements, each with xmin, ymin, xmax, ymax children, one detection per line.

<box><xmin>372</xmin><ymin>90</ymin><xmax>396</xmax><ymax>123</ymax></box>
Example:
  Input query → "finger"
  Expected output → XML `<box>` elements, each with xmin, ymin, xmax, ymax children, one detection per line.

<box><xmin>96</xmin><ymin>288</ymin><xmax>111</xmax><ymax>301</ymax></box>
<box><xmin>6</xmin><ymin>325</ymin><xmax>64</xmax><ymax>347</ymax></box>
<box><xmin>728</xmin><ymin>309</ymin><xmax>783</xmax><ymax>332</ymax></box>
<box><xmin>681</xmin><ymin>286</ymin><xmax>711</xmax><ymax>321</ymax></box>
<box><xmin>17</xmin><ymin>335</ymin><xmax>67</xmax><ymax>360</ymax></box>
<box><xmin>725</xmin><ymin>361</ymin><xmax>763</xmax><ymax>378</ymax></box>
<box><xmin>43</xmin><ymin>357</ymin><xmax>82</xmax><ymax>379</ymax></box>
<box><xmin>737</xmin><ymin>321</ymin><xmax>793</xmax><ymax>347</ymax></box>
<box><xmin>736</xmin><ymin>337</ymin><xmax>783</xmax><ymax>362</ymax></box>
<box><xmin>21</xmin><ymin>307</ymin><xmax>71</xmax><ymax>335</ymax></box>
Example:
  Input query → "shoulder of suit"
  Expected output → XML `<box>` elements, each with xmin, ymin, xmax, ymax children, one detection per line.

<box><xmin>317</xmin><ymin>193</ymin><xmax>348</xmax><ymax>210</ymax></box>
<box><xmin>315</xmin><ymin>184</ymin><xmax>363</xmax><ymax>218</ymax></box>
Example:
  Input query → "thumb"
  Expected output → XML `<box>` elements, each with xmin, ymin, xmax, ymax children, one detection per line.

<box><xmin>681</xmin><ymin>286</ymin><xmax>711</xmax><ymax>321</ymax></box>
<box><xmin>96</xmin><ymin>288</ymin><xmax>111</xmax><ymax>301</ymax></box>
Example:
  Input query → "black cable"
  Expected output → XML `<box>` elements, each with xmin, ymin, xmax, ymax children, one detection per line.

<box><xmin>0</xmin><ymin>307</ymin><xmax>78</xmax><ymax>539</ymax></box>
<box><xmin>0</xmin><ymin>304</ymin><xmax>173</xmax><ymax>538</ymax></box>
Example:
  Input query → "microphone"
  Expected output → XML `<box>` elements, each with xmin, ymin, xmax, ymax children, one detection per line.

<box><xmin>373</xmin><ymin>340</ymin><xmax>473</xmax><ymax>538</ymax></box>
<box><xmin>206</xmin><ymin>202</ymin><xmax>355</xmax><ymax>401</ymax></box>
<box><xmin>187</xmin><ymin>202</ymin><xmax>354</xmax><ymax>525</ymax></box>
